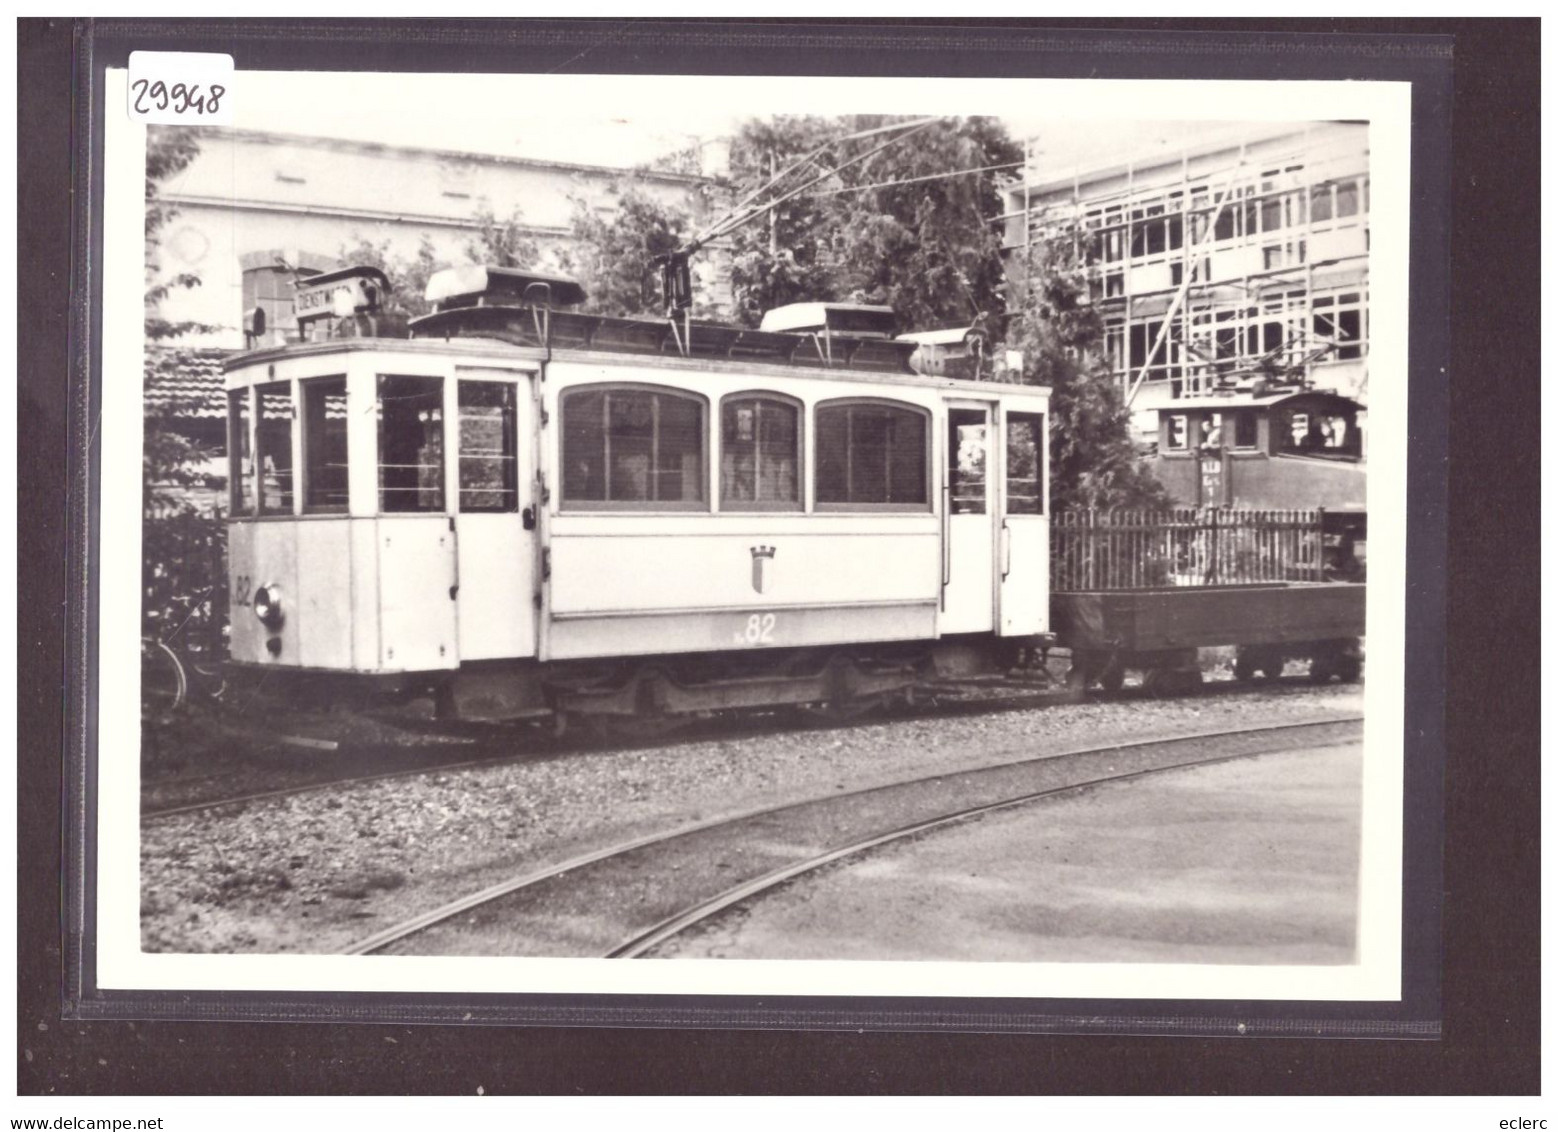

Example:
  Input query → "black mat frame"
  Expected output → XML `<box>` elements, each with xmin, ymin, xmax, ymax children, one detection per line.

<box><xmin>18</xmin><ymin>17</ymin><xmax>1534</xmax><ymax>1094</ymax></box>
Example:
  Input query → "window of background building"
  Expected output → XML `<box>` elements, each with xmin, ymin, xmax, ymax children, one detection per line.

<box><xmin>1006</xmin><ymin>413</ymin><xmax>1045</xmax><ymax>515</ymax></box>
<box><xmin>815</xmin><ymin>401</ymin><xmax>928</xmax><ymax>509</ymax></box>
<box><xmin>228</xmin><ymin>389</ymin><xmax>254</xmax><ymax>515</ymax></box>
<box><xmin>561</xmin><ymin>386</ymin><xmax>707</xmax><ymax>509</ymax></box>
<box><xmin>457</xmin><ymin>382</ymin><xmax>518</xmax><ymax>513</ymax></box>
<box><xmin>301</xmin><ymin>376</ymin><xmax>349</xmax><ymax>513</ymax></box>
<box><xmin>378</xmin><ymin>375</ymin><xmax>445</xmax><ymax>512</ymax></box>
<box><xmin>243</xmin><ymin>264</ymin><xmax>316</xmax><ymax>343</ymax></box>
<box><xmin>720</xmin><ymin>394</ymin><xmax>800</xmax><ymax>510</ymax></box>
<box><xmin>255</xmin><ymin>382</ymin><xmax>294</xmax><ymax>515</ymax></box>
<box><xmin>1312</xmin><ymin>292</ymin><xmax>1366</xmax><ymax>360</ymax></box>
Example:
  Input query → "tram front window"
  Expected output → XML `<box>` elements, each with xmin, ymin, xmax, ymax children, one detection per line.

<box><xmin>378</xmin><ymin>375</ymin><xmax>445</xmax><ymax>512</ymax></box>
<box><xmin>302</xmin><ymin>376</ymin><xmax>349</xmax><ymax>513</ymax></box>
<box><xmin>255</xmin><ymin>382</ymin><xmax>294</xmax><ymax>515</ymax></box>
<box><xmin>228</xmin><ymin>389</ymin><xmax>254</xmax><ymax>515</ymax></box>
<box><xmin>1282</xmin><ymin>409</ymin><xmax>1361</xmax><ymax>459</ymax></box>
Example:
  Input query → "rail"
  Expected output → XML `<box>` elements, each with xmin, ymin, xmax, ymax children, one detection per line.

<box><xmin>1051</xmin><ymin>507</ymin><xmax>1324</xmax><ymax>591</ymax></box>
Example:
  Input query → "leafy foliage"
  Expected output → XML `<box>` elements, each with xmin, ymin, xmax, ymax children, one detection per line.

<box><xmin>1004</xmin><ymin>229</ymin><xmax>1169</xmax><ymax>512</ymax></box>
<box><xmin>142</xmin><ymin>400</ymin><xmax>228</xmax><ymax>646</ymax></box>
<box><xmin>145</xmin><ymin>126</ymin><xmax>218</xmax><ymax>340</ymax></box>
<box><xmin>144</xmin><ymin>128</ymin><xmax>227</xmax><ymax>650</ymax></box>
<box><xmin>465</xmin><ymin>204</ymin><xmax>543</xmax><ymax>273</ymax></box>
<box><xmin>559</xmin><ymin>182</ymin><xmax>705</xmax><ymax>318</ymax></box>
<box><xmin>722</xmin><ymin>116</ymin><xmax>1020</xmax><ymax>330</ymax></box>
<box><xmin>338</xmin><ymin>234</ymin><xmax>442</xmax><ymax>318</ymax></box>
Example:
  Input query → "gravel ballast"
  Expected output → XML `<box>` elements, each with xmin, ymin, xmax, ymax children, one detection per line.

<box><xmin>140</xmin><ymin>684</ymin><xmax>1364</xmax><ymax>954</ymax></box>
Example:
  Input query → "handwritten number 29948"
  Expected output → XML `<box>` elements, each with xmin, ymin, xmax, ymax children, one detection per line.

<box><xmin>131</xmin><ymin>78</ymin><xmax>225</xmax><ymax>115</ymax></box>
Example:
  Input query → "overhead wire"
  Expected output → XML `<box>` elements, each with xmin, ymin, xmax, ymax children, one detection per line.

<box><xmin>795</xmin><ymin>160</ymin><xmax>1025</xmax><ymax>200</ymax></box>
<box><xmin>687</xmin><ymin>116</ymin><xmax>942</xmax><ymax>250</ymax></box>
<box><xmin>686</xmin><ymin>117</ymin><xmax>944</xmax><ymax>252</ymax></box>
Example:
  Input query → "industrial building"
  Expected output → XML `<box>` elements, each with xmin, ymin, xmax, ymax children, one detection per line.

<box><xmin>1001</xmin><ymin>122</ymin><xmax>1370</xmax><ymax>433</ymax></box>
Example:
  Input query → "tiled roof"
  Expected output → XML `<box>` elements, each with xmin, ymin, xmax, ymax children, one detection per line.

<box><xmin>144</xmin><ymin>344</ymin><xmax>233</xmax><ymax>420</ymax></box>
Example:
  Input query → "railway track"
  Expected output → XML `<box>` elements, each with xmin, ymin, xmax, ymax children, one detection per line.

<box><xmin>142</xmin><ymin>673</ymin><xmax>1347</xmax><ymax>821</ymax></box>
<box><xmin>344</xmin><ymin>714</ymin><xmax>1362</xmax><ymax>959</ymax></box>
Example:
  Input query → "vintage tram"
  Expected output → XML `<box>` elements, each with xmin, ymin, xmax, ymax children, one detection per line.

<box><xmin>221</xmin><ymin>266</ymin><xmax>1053</xmax><ymax>730</ymax></box>
<box><xmin>1144</xmin><ymin>387</ymin><xmax>1367</xmax><ymax>581</ymax></box>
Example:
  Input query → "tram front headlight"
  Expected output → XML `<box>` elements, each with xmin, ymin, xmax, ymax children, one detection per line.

<box><xmin>253</xmin><ymin>584</ymin><xmax>284</xmax><ymax>629</ymax></box>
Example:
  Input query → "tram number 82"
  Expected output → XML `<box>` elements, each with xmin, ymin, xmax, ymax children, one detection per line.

<box><xmin>734</xmin><ymin>612</ymin><xmax>778</xmax><ymax>646</ymax></box>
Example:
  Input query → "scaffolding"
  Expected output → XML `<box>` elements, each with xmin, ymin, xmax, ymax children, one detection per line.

<box><xmin>1007</xmin><ymin>124</ymin><xmax>1370</xmax><ymax>411</ymax></box>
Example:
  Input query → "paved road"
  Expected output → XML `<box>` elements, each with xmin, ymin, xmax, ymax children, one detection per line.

<box><xmin>655</xmin><ymin>740</ymin><xmax>1362</xmax><ymax>964</ymax></box>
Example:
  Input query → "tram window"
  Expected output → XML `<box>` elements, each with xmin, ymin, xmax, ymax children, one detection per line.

<box><xmin>1231</xmin><ymin>410</ymin><xmax>1258</xmax><ymax>449</ymax></box>
<box><xmin>301</xmin><ymin>377</ymin><xmax>349</xmax><ymax>513</ymax></box>
<box><xmin>227</xmin><ymin>389</ymin><xmax>254</xmax><ymax>515</ymax></box>
<box><xmin>378</xmin><ymin>375</ymin><xmax>445</xmax><ymax>513</ymax></box>
<box><xmin>720</xmin><ymin>395</ymin><xmax>800</xmax><ymax>510</ymax></box>
<box><xmin>1282</xmin><ymin>410</ymin><xmax>1358</xmax><ymax>457</ymax></box>
<box><xmin>561</xmin><ymin>386</ymin><xmax>707</xmax><ymax>509</ymax></box>
<box><xmin>947</xmin><ymin>409</ymin><xmax>987</xmax><ymax>514</ymax></box>
<box><xmin>458</xmin><ymin>381</ymin><xmax>518</xmax><ymax>513</ymax></box>
<box><xmin>1165</xmin><ymin>414</ymin><xmax>1188</xmax><ymax>452</ymax></box>
<box><xmin>255</xmin><ymin>382</ymin><xmax>295</xmax><ymax>514</ymax></box>
<box><xmin>815</xmin><ymin>401</ymin><xmax>929</xmax><ymax>510</ymax></box>
<box><xmin>1006</xmin><ymin>412</ymin><xmax>1044</xmax><ymax>515</ymax></box>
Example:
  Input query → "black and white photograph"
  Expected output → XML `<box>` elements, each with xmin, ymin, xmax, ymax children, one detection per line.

<box><xmin>97</xmin><ymin>65</ymin><xmax>1413</xmax><ymax>1006</ymax></box>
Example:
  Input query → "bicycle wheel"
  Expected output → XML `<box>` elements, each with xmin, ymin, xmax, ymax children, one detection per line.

<box><xmin>141</xmin><ymin>637</ymin><xmax>187</xmax><ymax>721</ymax></box>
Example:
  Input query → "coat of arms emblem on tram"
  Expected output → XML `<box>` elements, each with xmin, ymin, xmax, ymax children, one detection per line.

<box><xmin>750</xmin><ymin>545</ymin><xmax>776</xmax><ymax>594</ymax></box>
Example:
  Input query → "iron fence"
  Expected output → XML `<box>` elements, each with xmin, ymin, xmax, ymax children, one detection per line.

<box><xmin>1051</xmin><ymin>508</ymin><xmax>1324</xmax><ymax>592</ymax></box>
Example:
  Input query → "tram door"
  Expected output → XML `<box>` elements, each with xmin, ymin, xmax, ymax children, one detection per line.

<box><xmin>997</xmin><ymin>405</ymin><xmax>1048</xmax><ymax>636</ymax></box>
<box><xmin>941</xmin><ymin>403</ymin><xmax>996</xmax><ymax>634</ymax></box>
<box><xmin>453</xmin><ymin>368</ymin><xmax>537</xmax><ymax>660</ymax></box>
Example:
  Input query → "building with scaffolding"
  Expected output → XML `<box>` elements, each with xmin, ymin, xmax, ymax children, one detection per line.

<box><xmin>1001</xmin><ymin>122</ymin><xmax>1370</xmax><ymax>434</ymax></box>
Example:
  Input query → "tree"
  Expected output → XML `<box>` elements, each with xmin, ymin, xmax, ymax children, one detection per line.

<box><xmin>465</xmin><ymin>203</ymin><xmax>542</xmax><ymax>273</ymax></box>
<box><xmin>722</xmin><ymin>116</ymin><xmax>840</xmax><ymax>326</ymax></box>
<box><xmin>560</xmin><ymin>180</ymin><xmax>705</xmax><ymax>318</ymax></box>
<box><xmin>1003</xmin><ymin>227</ymin><xmax>1169</xmax><ymax>512</ymax></box>
<box><xmin>720</xmin><ymin>116</ymin><xmax>1021</xmax><ymax>330</ymax></box>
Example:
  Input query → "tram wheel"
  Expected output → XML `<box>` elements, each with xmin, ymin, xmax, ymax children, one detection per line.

<box><xmin>1096</xmin><ymin>662</ymin><xmax>1126</xmax><ymax>694</ymax></box>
